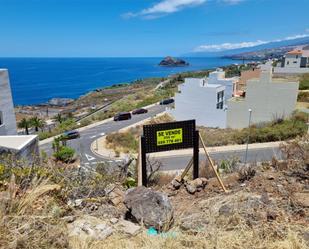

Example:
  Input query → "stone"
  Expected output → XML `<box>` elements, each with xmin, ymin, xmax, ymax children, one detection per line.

<box><xmin>110</xmin><ymin>218</ymin><xmax>119</xmax><ymax>224</ymax></box>
<box><xmin>117</xmin><ymin>219</ymin><xmax>141</xmax><ymax>236</ymax></box>
<box><xmin>185</xmin><ymin>183</ymin><xmax>197</xmax><ymax>194</ymax></box>
<box><xmin>107</xmin><ymin>187</ymin><xmax>124</xmax><ymax>206</ymax></box>
<box><xmin>185</xmin><ymin>178</ymin><xmax>208</xmax><ymax>194</ymax></box>
<box><xmin>180</xmin><ymin>213</ymin><xmax>208</xmax><ymax>233</ymax></box>
<box><xmin>124</xmin><ymin>187</ymin><xmax>174</xmax><ymax>230</ymax></box>
<box><xmin>293</xmin><ymin>192</ymin><xmax>309</xmax><ymax>208</ymax></box>
<box><xmin>67</xmin><ymin>216</ymin><xmax>113</xmax><ymax>241</ymax></box>
<box><xmin>171</xmin><ymin>176</ymin><xmax>182</xmax><ymax>189</ymax></box>
<box><xmin>219</xmin><ymin>204</ymin><xmax>233</xmax><ymax>216</ymax></box>
<box><xmin>62</xmin><ymin>216</ymin><xmax>76</xmax><ymax>223</ymax></box>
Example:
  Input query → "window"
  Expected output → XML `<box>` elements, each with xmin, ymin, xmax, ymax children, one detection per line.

<box><xmin>287</xmin><ymin>61</ymin><xmax>289</xmax><ymax>65</ymax></box>
<box><xmin>216</xmin><ymin>102</ymin><xmax>223</xmax><ymax>109</ymax></box>
<box><xmin>216</xmin><ymin>91</ymin><xmax>224</xmax><ymax>109</ymax></box>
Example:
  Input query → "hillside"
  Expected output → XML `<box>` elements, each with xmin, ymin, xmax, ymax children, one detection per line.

<box><xmin>0</xmin><ymin>135</ymin><xmax>308</xmax><ymax>249</ymax></box>
<box><xmin>188</xmin><ymin>36</ymin><xmax>309</xmax><ymax>60</ymax></box>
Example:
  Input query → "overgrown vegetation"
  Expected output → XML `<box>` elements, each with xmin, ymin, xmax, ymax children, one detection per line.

<box><xmin>297</xmin><ymin>91</ymin><xmax>309</xmax><ymax>102</ymax></box>
<box><xmin>299</xmin><ymin>73</ymin><xmax>309</xmax><ymax>90</ymax></box>
<box><xmin>0</xmin><ymin>134</ymin><xmax>308</xmax><ymax>248</ymax></box>
<box><xmin>105</xmin><ymin>112</ymin><xmax>308</xmax><ymax>154</ymax></box>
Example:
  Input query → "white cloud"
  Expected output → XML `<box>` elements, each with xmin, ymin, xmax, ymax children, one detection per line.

<box><xmin>123</xmin><ymin>0</ymin><xmax>206</xmax><ymax>19</ymax></box>
<box><xmin>123</xmin><ymin>0</ymin><xmax>246</xmax><ymax>19</ymax></box>
<box><xmin>194</xmin><ymin>33</ymin><xmax>309</xmax><ymax>52</ymax></box>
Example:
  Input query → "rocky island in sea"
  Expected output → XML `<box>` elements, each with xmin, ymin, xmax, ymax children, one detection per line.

<box><xmin>159</xmin><ymin>56</ymin><xmax>189</xmax><ymax>67</ymax></box>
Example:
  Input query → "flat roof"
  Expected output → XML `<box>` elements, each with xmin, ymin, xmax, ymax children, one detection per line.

<box><xmin>0</xmin><ymin>135</ymin><xmax>37</xmax><ymax>151</ymax></box>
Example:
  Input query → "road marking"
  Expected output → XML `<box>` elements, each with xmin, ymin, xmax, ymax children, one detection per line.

<box><xmin>100</xmin><ymin>132</ymin><xmax>105</xmax><ymax>136</ymax></box>
<box><xmin>115</xmin><ymin>159</ymin><xmax>123</xmax><ymax>163</ymax></box>
<box><xmin>85</xmin><ymin>153</ymin><xmax>96</xmax><ymax>161</ymax></box>
<box><xmin>90</xmin><ymin>135</ymin><xmax>97</xmax><ymax>138</ymax></box>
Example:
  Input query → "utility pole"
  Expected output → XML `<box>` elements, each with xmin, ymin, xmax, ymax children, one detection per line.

<box><xmin>244</xmin><ymin>109</ymin><xmax>252</xmax><ymax>165</ymax></box>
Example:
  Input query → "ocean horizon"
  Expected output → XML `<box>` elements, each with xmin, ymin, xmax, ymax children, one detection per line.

<box><xmin>0</xmin><ymin>57</ymin><xmax>242</xmax><ymax>106</ymax></box>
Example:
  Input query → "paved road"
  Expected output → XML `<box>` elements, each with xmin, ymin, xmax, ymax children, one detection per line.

<box><xmin>40</xmin><ymin>104</ymin><xmax>168</xmax><ymax>168</ymax></box>
<box><xmin>154</xmin><ymin>147</ymin><xmax>281</xmax><ymax>171</ymax></box>
<box><xmin>40</xmin><ymin>103</ymin><xmax>282</xmax><ymax>172</ymax></box>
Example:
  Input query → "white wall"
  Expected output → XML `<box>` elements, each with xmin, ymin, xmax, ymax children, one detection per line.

<box><xmin>168</xmin><ymin>78</ymin><xmax>227</xmax><ymax>128</ymax></box>
<box><xmin>284</xmin><ymin>54</ymin><xmax>301</xmax><ymax>68</ymax></box>
<box><xmin>274</xmin><ymin>67</ymin><xmax>309</xmax><ymax>74</ymax></box>
<box><xmin>0</xmin><ymin>69</ymin><xmax>17</xmax><ymax>135</ymax></box>
<box><xmin>227</xmin><ymin>71</ymin><xmax>299</xmax><ymax>129</ymax></box>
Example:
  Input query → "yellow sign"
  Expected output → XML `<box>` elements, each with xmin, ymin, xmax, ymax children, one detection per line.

<box><xmin>156</xmin><ymin>128</ymin><xmax>183</xmax><ymax>146</ymax></box>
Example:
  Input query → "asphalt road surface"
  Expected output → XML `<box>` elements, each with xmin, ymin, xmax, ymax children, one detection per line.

<box><xmin>40</xmin><ymin>103</ymin><xmax>282</xmax><ymax>172</ymax></box>
<box><xmin>40</xmin><ymin>104</ymin><xmax>168</xmax><ymax>169</ymax></box>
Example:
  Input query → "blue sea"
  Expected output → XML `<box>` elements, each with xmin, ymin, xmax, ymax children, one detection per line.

<box><xmin>0</xmin><ymin>57</ymin><xmax>241</xmax><ymax>106</ymax></box>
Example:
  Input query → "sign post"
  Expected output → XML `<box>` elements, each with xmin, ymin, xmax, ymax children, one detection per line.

<box><xmin>140</xmin><ymin>120</ymin><xmax>198</xmax><ymax>187</ymax></box>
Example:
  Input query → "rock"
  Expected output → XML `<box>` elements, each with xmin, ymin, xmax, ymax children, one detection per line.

<box><xmin>110</xmin><ymin>218</ymin><xmax>119</xmax><ymax>224</ymax></box>
<box><xmin>159</xmin><ymin>56</ymin><xmax>189</xmax><ymax>67</ymax></box>
<box><xmin>293</xmin><ymin>192</ymin><xmax>309</xmax><ymax>207</ymax></box>
<box><xmin>62</xmin><ymin>216</ymin><xmax>76</xmax><ymax>223</ymax></box>
<box><xmin>67</xmin><ymin>216</ymin><xmax>113</xmax><ymax>241</ymax></box>
<box><xmin>171</xmin><ymin>176</ymin><xmax>183</xmax><ymax>189</ymax></box>
<box><xmin>107</xmin><ymin>187</ymin><xmax>124</xmax><ymax>206</ymax></box>
<box><xmin>185</xmin><ymin>183</ymin><xmax>197</xmax><ymax>194</ymax></box>
<box><xmin>124</xmin><ymin>187</ymin><xmax>174</xmax><ymax>230</ymax></box>
<box><xmin>180</xmin><ymin>213</ymin><xmax>208</xmax><ymax>233</ymax></box>
<box><xmin>185</xmin><ymin>178</ymin><xmax>208</xmax><ymax>194</ymax></box>
<box><xmin>67</xmin><ymin>199</ymin><xmax>84</xmax><ymax>208</ymax></box>
<box><xmin>117</xmin><ymin>219</ymin><xmax>141</xmax><ymax>236</ymax></box>
<box><xmin>219</xmin><ymin>204</ymin><xmax>233</xmax><ymax>216</ymax></box>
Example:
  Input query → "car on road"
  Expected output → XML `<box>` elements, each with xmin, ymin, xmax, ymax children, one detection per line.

<box><xmin>63</xmin><ymin>130</ymin><xmax>80</xmax><ymax>140</ymax></box>
<box><xmin>114</xmin><ymin>112</ymin><xmax>132</xmax><ymax>121</ymax></box>
<box><xmin>132</xmin><ymin>108</ymin><xmax>148</xmax><ymax>115</ymax></box>
<box><xmin>160</xmin><ymin>98</ymin><xmax>174</xmax><ymax>105</ymax></box>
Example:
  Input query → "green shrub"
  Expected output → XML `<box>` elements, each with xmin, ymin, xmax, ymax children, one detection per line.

<box><xmin>53</xmin><ymin>146</ymin><xmax>75</xmax><ymax>163</ymax></box>
<box><xmin>299</xmin><ymin>73</ymin><xmax>309</xmax><ymax>90</ymax></box>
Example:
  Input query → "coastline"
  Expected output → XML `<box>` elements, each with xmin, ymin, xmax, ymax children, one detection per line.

<box><xmin>0</xmin><ymin>57</ymin><xmax>243</xmax><ymax>106</ymax></box>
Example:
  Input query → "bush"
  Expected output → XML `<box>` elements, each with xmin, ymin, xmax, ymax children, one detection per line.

<box><xmin>233</xmin><ymin>119</ymin><xmax>307</xmax><ymax>144</ymax></box>
<box><xmin>297</xmin><ymin>91</ymin><xmax>309</xmax><ymax>102</ymax></box>
<box><xmin>53</xmin><ymin>146</ymin><xmax>75</xmax><ymax>163</ymax></box>
<box><xmin>299</xmin><ymin>73</ymin><xmax>309</xmax><ymax>90</ymax></box>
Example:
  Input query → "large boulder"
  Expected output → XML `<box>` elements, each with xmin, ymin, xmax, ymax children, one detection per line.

<box><xmin>124</xmin><ymin>187</ymin><xmax>174</xmax><ymax>230</ymax></box>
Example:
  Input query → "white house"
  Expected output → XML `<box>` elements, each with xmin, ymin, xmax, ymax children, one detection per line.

<box><xmin>168</xmin><ymin>77</ymin><xmax>227</xmax><ymax>128</ymax></box>
<box><xmin>227</xmin><ymin>69</ymin><xmax>299</xmax><ymax>129</ymax></box>
<box><xmin>0</xmin><ymin>69</ymin><xmax>17</xmax><ymax>135</ymax></box>
<box><xmin>207</xmin><ymin>68</ymin><xmax>239</xmax><ymax>97</ymax></box>
<box><xmin>274</xmin><ymin>47</ymin><xmax>309</xmax><ymax>74</ymax></box>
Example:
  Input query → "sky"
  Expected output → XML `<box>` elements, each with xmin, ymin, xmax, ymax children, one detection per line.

<box><xmin>0</xmin><ymin>0</ymin><xmax>308</xmax><ymax>57</ymax></box>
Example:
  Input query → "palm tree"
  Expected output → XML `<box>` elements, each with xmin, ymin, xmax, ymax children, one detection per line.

<box><xmin>30</xmin><ymin>116</ymin><xmax>45</xmax><ymax>132</ymax></box>
<box><xmin>18</xmin><ymin>118</ymin><xmax>31</xmax><ymax>135</ymax></box>
<box><xmin>53</xmin><ymin>113</ymin><xmax>64</xmax><ymax>124</ymax></box>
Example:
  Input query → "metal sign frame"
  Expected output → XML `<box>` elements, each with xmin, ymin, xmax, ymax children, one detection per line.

<box><xmin>140</xmin><ymin>120</ymin><xmax>199</xmax><ymax>186</ymax></box>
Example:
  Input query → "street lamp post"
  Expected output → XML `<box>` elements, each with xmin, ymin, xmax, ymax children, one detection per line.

<box><xmin>244</xmin><ymin>108</ymin><xmax>252</xmax><ymax>165</ymax></box>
